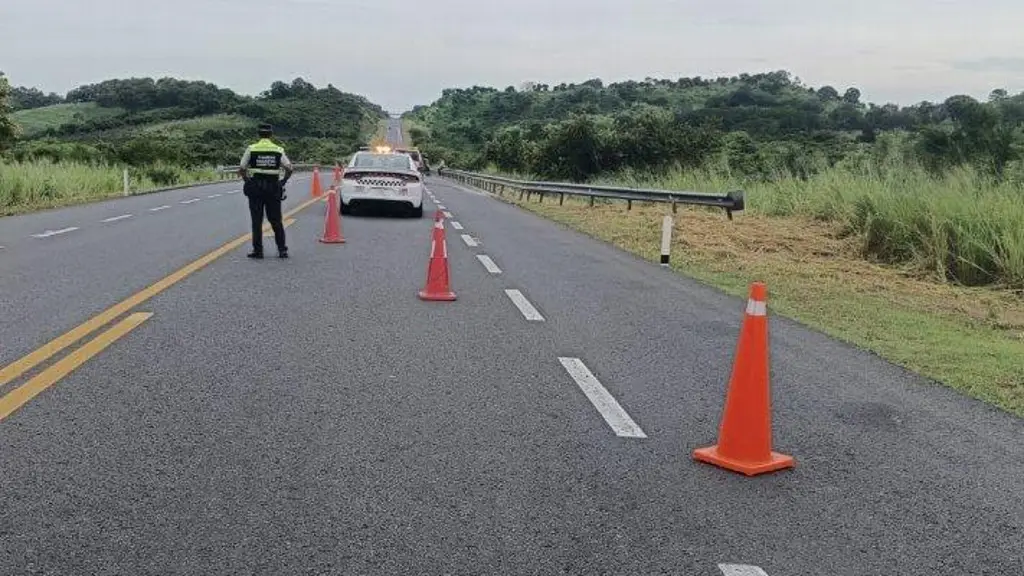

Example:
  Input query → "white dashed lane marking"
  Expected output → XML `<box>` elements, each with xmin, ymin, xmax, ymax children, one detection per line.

<box><xmin>450</xmin><ymin>221</ymin><xmax>464</xmax><ymax>230</ymax></box>
<box><xmin>181</xmin><ymin>198</ymin><xmax>200</xmax><ymax>204</ymax></box>
<box><xmin>227</xmin><ymin>190</ymin><xmax>241</xmax><ymax>195</ymax></box>
<box><xmin>101</xmin><ymin>214</ymin><xmax>133</xmax><ymax>223</ymax></box>
<box><xmin>207</xmin><ymin>193</ymin><xmax>222</xmax><ymax>198</ymax></box>
<box><xmin>443</xmin><ymin>211</ymin><xmax>453</xmax><ymax>218</ymax></box>
<box><xmin>476</xmin><ymin>255</ymin><xmax>502</xmax><ymax>274</ymax></box>
<box><xmin>558</xmin><ymin>357</ymin><xmax>647</xmax><ymax>439</ymax></box>
<box><xmin>437</xmin><ymin>204</ymin><xmax>447</xmax><ymax>210</ymax></box>
<box><xmin>718</xmin><ymin>565</ymin><xmax>770</xmax><ymax>576</ymax></box>
<box><xmin>149</xmin><ymin>205</ymin><xmax>171</xmax><ymax>212</ymax></box>
<box><xmin>504</xmin><ymin>289</ymin><xmax>544</xmax><ymax>322</ymax></box>
<box><xmin>460</xmin><ymin>234</ymin><xmax>479</xmax><ymax>247</ymax></box>
<box><xmin>31</xmin><ymin>227</ymin><xmax>79</xmax><ymax>238</ymax></box>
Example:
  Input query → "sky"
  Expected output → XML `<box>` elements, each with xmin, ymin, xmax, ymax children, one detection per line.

<box><xmin>2</xmin><ymin>0</ymin><xmax>1023</xmax><ymax>113</ymax></box>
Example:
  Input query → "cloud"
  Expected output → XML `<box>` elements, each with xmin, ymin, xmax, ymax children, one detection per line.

<box><xmin>2</xmin><ymin>0</ymin><xmax>1023</xmax><ymax>111</ymax></box>
<box><xmin>951</xmin><ymin>57</ymin><xmax>1024</xmax><ymax>73</ymax></box>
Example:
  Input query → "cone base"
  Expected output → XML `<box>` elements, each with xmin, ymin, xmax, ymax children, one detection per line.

<box><xmin>693</xmin><ymin>445</ymin><xmax>794</xmax><ymax>476</ymax></box>
<box><xmin>418</xmin><ymin>290</ymin><xmax>457</xmax><ymax>301</ymax></box>
<box><xmin>319</xmin><ymin>237</ymin><xmax>346</xmax><ymax>244</ymax></box>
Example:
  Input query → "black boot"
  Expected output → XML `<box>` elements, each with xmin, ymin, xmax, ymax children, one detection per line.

<box><xmin>247</xmin><ymin>251</ymin><xmax>263</xmax><ymax>259</ymax></box>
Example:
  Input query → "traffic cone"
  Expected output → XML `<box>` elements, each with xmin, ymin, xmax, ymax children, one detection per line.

<box><xmin>319</xmin><ymin>189</ymin><xmax>346</xmax><ymax>244</ymax></box>
<box><xmin>693</xmin><ymin>282</ymin><xmax>793</xmax><ymax>476</ymax></box>
<box><xmin>311</xmin><ymin>167</ymin><xmax>323</xmax><ymax>198</ymax></box>
<box><xmin>418</xmin><ymin>210</ymin><xmax>456</xmax><ymax>301</ymax></box>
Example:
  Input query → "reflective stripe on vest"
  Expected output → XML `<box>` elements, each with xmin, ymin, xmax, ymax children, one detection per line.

<box><xmin>247</xmin><ymin>139</ymin><xmax>285</xmax><ymax>175</ymax></box>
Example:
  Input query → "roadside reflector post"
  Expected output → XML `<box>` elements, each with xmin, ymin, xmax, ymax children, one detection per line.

<box><xmin>123</xmin><ymin>169</ymin><xmax>130</xmax><ymax>197</ymax></box>
<box><xmin>660</xmin><ymin>215</ymin><xmax>672</xmax><ymax>266</ymax></box>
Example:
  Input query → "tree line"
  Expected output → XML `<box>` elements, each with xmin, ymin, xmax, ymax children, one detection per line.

<box><xmin>0</xmin><ymin>74</ymin><xmax>387</xmax><ymax>167</ymax></box>
<box><xmin>404</xmin><ymin>71</ymin><xmax>1024</xmax><ymax>183</ymax></box>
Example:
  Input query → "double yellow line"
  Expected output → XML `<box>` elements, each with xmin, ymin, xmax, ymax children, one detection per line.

<box><xmin>0</xmin><ymin>196</ymin><xmax>322</xmax><ymax>422</ymax></box>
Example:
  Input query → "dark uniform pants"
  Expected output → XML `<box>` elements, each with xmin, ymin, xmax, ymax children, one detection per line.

<box><xmin>244</xmin><ymin>178</ymin><xmax>286</xmax><ymax>253</ymax></box>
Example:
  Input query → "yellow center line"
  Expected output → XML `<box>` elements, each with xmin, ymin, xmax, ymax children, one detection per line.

<box><xmin>0</xmin><ymin>313</ymin><xmax>153</xmax><ymax>422</ymax></box>
<box><xmin>0</xmin><ymin>196</ymin><xmax>321</xmax><ymax>387</ymax></box>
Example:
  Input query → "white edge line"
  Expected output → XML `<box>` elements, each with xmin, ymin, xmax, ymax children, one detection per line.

<box><xmin>460</xmin><ymin>234</ymin><xmax>478</xmax><ymax>247</ymax></box>
<box><xmin>718</xmin><ymin>565</ymin><xmax>770</xmax><ymax>576</ymax></box>
<box><xmin>476</xmin><ymin>254</ymin><xmax>502</xmax><ymax>274</ymax></box>
<box><xmin>31</xmin><ymin>227</ymin><xmax>79</xmax><ymax>238</ymax></box>
<box><xmin>557</xmin><ymin>357</ymin><xmax>647</xmax><ymax>439</ymax></box>
<box><xmin>450</xmin><ymin>221</ymin><xmax>464</xmax><ymax>230</ymax></box>
<box><xmin>101</xmin><ymin>214</ymin><xmax>133</xmax><ymax>223</ymax></box>
<box><xmin>504</xmin><ymin>289</ymin><xmax>544</xmax><ymax>322</ymax></box>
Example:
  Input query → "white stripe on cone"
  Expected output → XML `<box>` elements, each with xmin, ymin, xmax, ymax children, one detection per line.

<box><xmin>746</xmin><ymin>300</ymin><xmax>767</xmax><ymax>316</ymax></box>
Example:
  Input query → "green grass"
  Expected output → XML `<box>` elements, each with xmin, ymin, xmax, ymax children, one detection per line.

<box><xmin>139</xmin><ymin>114</ymin><xmax>255</xmax><ymax>136</ymax></box>
<box><xmin>11</xmin><ymin>103</ymin><xmax>125</xmax><ymax>137</ymax></box>
<box><xmin>589</xmin><ymin>163</ymin><xmax>1024</xmax><ymax>289</ymax></box>
<box><xmin>495</xmin><ymin>189</ymin><xmax>1024</xmax><ymax>416</ymax></box>
<box><xmin>0</xmin><ymin>160</ymin><xmax>228</xmax><ymax>215</ymax></box>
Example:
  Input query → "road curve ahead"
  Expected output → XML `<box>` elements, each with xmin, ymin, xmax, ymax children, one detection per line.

<box><xmin>0</xmin><ymin>166</ymin><xmax>1022</xmax><ymax>575</ymax></box>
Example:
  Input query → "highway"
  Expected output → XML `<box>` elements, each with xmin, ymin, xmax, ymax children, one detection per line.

<box><xmin>1</xmin><ymin>117</ymin><xmax>1022</xmax><ymax>575</ymax></box>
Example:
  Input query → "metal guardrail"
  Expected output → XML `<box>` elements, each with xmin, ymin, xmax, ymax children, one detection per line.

<box><xmin>214</xmin><ymin>163</ymin><xmax>321</xmax><ymax>176</ymax></box>
<box><xmin>438</xmin><ymin>169</ymin><xmax>744</xmax><ymax>219</ymax></box>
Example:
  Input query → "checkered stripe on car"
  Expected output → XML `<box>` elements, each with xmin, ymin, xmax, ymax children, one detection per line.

<box><xmin>359</xmin><ymin>177</ymin><xmax>405</xmax><ymax>187</ymax></box>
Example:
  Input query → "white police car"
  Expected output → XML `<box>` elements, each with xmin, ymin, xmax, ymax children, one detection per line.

<box><xmin>340</xmin><ymin>148</ymin><xmax>425</xmax><ymax>217</ymax></box>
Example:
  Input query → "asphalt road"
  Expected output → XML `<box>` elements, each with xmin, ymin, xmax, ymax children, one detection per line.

<box><xmin>1</xmin><ymin>142</ymin><xmax>1022</xmax><ymax>574</ymax></box>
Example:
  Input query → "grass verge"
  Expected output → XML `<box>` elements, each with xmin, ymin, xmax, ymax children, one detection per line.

<box><xmin>0</xmin><ymin>160</ymin><xmax>231</xmax><ymax>216</ymax></box>
<box><xmin>489</xmin><ymin>188</ymin><xmax>1024</xmax><ymax>417</ymax></box>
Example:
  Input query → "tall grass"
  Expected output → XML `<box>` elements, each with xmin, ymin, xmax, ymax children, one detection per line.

<box><xmin>0</xmin><ymin>160</ymin><xmax>226</xmax><ymax>215</ymax></box>
<box><xmin>594</xmin><ymin>160</ymin><xmax>1024</xmax><ymax>289</ymax></box>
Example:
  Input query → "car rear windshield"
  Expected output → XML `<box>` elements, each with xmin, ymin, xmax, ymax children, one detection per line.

<box><xmin>350</xmin><ymin>154</ymin><xmax>412</xmax><ymax>170</ymax></box>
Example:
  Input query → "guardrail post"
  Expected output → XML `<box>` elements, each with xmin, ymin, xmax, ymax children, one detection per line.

<box><xmin>538</xmin><ymin>192</ymin><xmax>544</xmax><ymax>203</ymax></box>
<box><xmin>123</xmin><ymin>169</ymin><xmax>130</xmax><ymax>197</ymax></box>
<box><xmin>559</xmin><ymin>193</ymin><xmax>564</xmax><ymax>206</ymax></box>
<box><xmin>627</xmin><ymin>199</ymin><xmax>632</xmax><ymax>211</ymax></box>
<box><xmin>589</xmin><ymin>196</ymin><xmax>595</xmax><ymax>207</ymax></box>
<box><xmin>672</xmin><ymin>201</ymin><xmax>677</xmax><ymax>214</ymax></box>
<box><xmin>660</xmin><ymin>215</ymin><xmax>672</xmax><ymax>267</ymax></box>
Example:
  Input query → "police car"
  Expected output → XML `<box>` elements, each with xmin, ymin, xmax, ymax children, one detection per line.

<box><xmin>340</xmin><ymin>147</ymin><xmax>426</xmax><ymax>217</ymax></box>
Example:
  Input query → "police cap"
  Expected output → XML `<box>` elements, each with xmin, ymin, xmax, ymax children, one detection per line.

<box><xmin>257</xmin><ymin>123</ymin><xmax>273</xmax><ymax>137</ymax></box>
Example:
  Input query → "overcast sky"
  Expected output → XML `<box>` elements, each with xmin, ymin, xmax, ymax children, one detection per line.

<box><xmin>3</xmin><ymin>0</ymin><xmax>1023</xmax><ymax>112</ymax></box>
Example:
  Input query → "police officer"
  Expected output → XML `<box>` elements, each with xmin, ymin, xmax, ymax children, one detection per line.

<box><xmin>239</xmin><ymin>123</ymin><xmax>293</xmax><ymax>259</ymax></box>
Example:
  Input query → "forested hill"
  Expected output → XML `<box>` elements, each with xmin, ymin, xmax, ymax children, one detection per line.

<box><xmin>7</xmin><ymin>77</ymin><xmax>387</xmax><ymax>166</ymax></box>
<box><xmin>403</xmin><ymin>71</ymin><xmax>1024</xmax><ymax>183</ymax></box>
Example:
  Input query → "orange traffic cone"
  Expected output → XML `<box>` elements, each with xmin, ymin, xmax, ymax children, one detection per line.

<box><xmin>319</xmin><ymin>189</ymin><xmax>346</xmax><ymax>244</ymax></box>
<box><xmin>693</xmin><ymin>282</ymin><xmax>794</xmax><ymax>476</ymax></box>
<box><xmin>418</xmin><ymin>210</ymin><xmax>456</xmax><ymax>301</ymax></box>
<box><xmin>311</xmin><ymin>167</ymin><xmax>323</xmax><ymax>198</ymax></box>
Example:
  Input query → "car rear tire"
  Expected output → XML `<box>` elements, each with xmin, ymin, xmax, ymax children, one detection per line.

<box><xmin>411</xmin><ymin>204</ymin><xmax>423</xmax><ymax>218</ymax></box>
<box><xmin>340</xmin><ymin>201</ymin><xmax>352</xmax><ymax>216</ymax></box>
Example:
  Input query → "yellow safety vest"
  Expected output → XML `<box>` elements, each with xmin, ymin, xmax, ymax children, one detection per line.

<box><xmin>246</xmin><ymin>139</ymin><xmax>285</xmax><ymax>177</ymax></box>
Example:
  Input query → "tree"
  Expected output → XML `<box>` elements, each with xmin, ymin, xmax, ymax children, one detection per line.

<box><xmin>0</xmin><ymin>72</ymin><xmax>20</xmax><ymax>150</ymax></box>
<box><xmin>843</xmin><ymin>87</ymin><xmax>861</xmax><ymax>105</ymax></box>
<box><xmin>817</xmin><ymin>86</ymin><xmax>840</xmax><ymax>102</ymax></box>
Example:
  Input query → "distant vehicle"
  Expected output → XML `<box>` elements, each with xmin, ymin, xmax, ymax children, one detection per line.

<box><xmin>395</xmin><ymin>147</ymin><xmax>429</xmax><ymax>175</ymax></box>
<box><xmin>340</xmin><ymin>151</ymin><xmax>425</xmax><ymax>217</ymax></box>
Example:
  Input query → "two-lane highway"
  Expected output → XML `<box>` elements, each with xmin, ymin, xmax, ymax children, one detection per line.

<box><xmin>0</xmin><ymin>174</ymin><xmax>314</xmax><ymax>385</ymax></box>
<box><xmin>2</xmin><ymin>127</ymin><xmax>1022</xmax><ymax>575</ymax></box>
